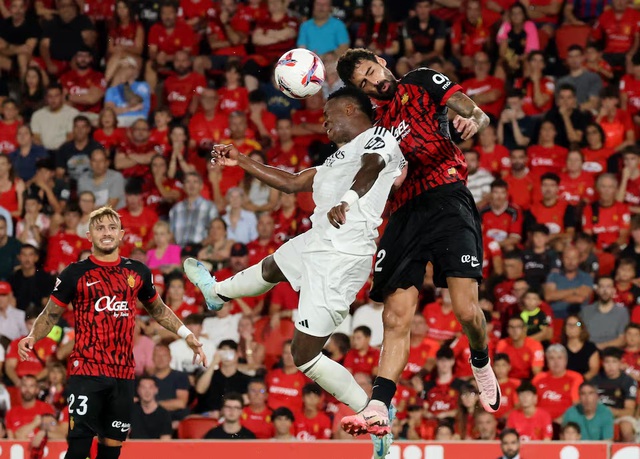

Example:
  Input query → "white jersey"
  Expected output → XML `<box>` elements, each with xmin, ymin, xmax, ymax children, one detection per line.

<box><xmin>310</xmin><ymin>126</ymin><xmax>404</xmax><ymax>255</ymax></box>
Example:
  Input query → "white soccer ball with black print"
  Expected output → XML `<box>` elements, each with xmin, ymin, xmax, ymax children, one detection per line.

<box><xmin>274</xmin><ymin>48</ymin><xmax>326</xmax><ymax>99</ymax></box>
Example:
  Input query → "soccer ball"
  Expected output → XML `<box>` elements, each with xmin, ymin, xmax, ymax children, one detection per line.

<box><xmin>274</xmin><ymin>48</ymin><xmax>326</xmax><ymax>99</ymax></box>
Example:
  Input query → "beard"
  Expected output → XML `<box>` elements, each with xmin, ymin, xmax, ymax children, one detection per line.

<box><xmin>94</xmin><ymin>240</ymin><xmax>120</xmax><ymax>255</ymax></box>
<box><xmin>373</xmin><ymin>78</ymin><xmax>399</xmax><ymax>101</ymax></box>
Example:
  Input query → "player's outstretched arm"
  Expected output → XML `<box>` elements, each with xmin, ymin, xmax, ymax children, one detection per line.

<box><xmin>143</xmin><ymin>296</ymin><xmax>208</xmax><ymax>367</ymax></box>
<box><xmin>17</xmin><ymin>298</ymin><xmax>66</xmax><ymax>360</ymax></box>
<box><xmin>327</xmin><ymin>153</ymin><xmax>386</xmax><ymax>228</ymax></box>
<box><xmin>212</xmin><ymin>144</ymin><xmax>317</xmax><ymax>194</ymax></box>
<box><xmin>446</xmin><ymin>91</ymin><xmax>490</xmax><ymax>141</ymax></box>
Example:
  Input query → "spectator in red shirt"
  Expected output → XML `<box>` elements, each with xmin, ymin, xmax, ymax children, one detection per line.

<box><xmin>496</xmin><ymin>316</ymin><xmax>545</xmax><ymax>379</ymax></box>
<box><xmin>247</xmin><ymin>90</ymin><xmax>277</xmax><ymax>149</ymax></box>
<box><xmin>476</xmin><ymin>124</ymin><xmax>511</xmax><ymax>175</ymax></box>
<box><xmin>60</xmin><ymin>48</ymin><xmax>106</xmax><ymax>120</ymax></box>
<box><xmin>585</xmin><ymin>44</ymin><xmax>615</xmax><ymax>86</ymax></box>
<box><xmin>355</xmin><ymin>0</ymin><xmax>400</xmax><ymax>66</ymax></box>
<box><xmin>450</xmin><ymin>0</ymin><xmax>490</xmax><ymax>75</ymax></box>
<box><xmin>591</xmin><ymin>0</ymin><xmax>640</xmax><ymax>72</ymax></box>
<box><xmin>493</xmin><ymin>353</ymin><xmax>521</xmax><ymax>421</ymax></box>
<box><xmin>119</xmin><ymin>180</ymin><xmax>159</xmax><ymax>248</ymax></box>
<box><xmin>559</xmin><ymin>149</ymin><xmax>595</xmax><ymax>206</ymax></box>
<box><xmin>293</xmin><ymin>383</ymin><xmax>332</xmax><ymax>440</ymax></box>
<box><xmin>218</xmin><ymin>60</ymin><xmax>250</xmax><ymax>116</ymax></box>
<box><xmin>93</xmin><ymin>107</ymin><xmax>127</xmax><ymax>155</ymax></box>
<box><xmin>422</xmin><ymin>288</ymin><xmax>462</xmax><ymax>343</ymax></box>
<box><xmin>582</xmin><ymin>122</ymin><xmax>614</xmax><ymax>177</ymax></box>
<box><xmin>516</xmin><ymin>51</ymin><xmax>554</xmax><ymax>116</ymax></box>
<box><xmin>115</xmin><ymin>119</ymin><xmax>158</xmax><ymax>179</ymax></box>
<box><xmin>44</xmin><ymin>205</ymin><xmax>90</xmax><ymax>274</ymax></box>
<box><xmin>612</xmin><ymin>259</ymin><xmax>640</xmax><ymax>310</ymax></box>
<box><xmin>290</xmin><ymin>91</ymin><xmax>327</xmax><ymax>156</ymax></box>
<box><xmin>506</xmin><ymin>381</ymin><xmax>553</xmax><ymax>441</ymax></box>
<box><xmin>597</xmin><ymin>86</ymin><xmax>635</xmax><ymax>152</ymax></box>
<box><xmin>462</xmin><ymin>51</ymin><xmax>505</xmax><ymax>119</ymax></box>
<box><xmin>268</xmin><ymin>119</ymin><xmax>309</xmax><ymax>174</ymax></box>
<box><xmin>145</xmin><ymin>1</ymin><xmax>196</xmax><ymax>90</ymax></box>
<box><xmin>527</xmin><ymin>121</ymin><xmax>568</xmax><ymax>178</ymax></box>
<box><xmin>104</xmin><ymin>0</ymin><xmax>144</xmax><ymax>85</ymax></box>
<box><xmin>618</xmin><ymin>147</ymin><xmax>640</xmax><ymax>213</ymax></box>
<box><xmin>621</xmin><ymin>54</ymin><xmax>640</xmax><ymax>137</ymax></box>
<box><xmin>0</xmin><ymin>99</ymin><xmax>22</xmax><ymax>154</ymax></box>
<box><xmin>583</xmin><ymin>173</ymin><xmax>631</xmax><ymax>250</ymax></box>
<box><xmin>165</xmin><ymin>275</ymin><xmax>200</xmax><ymax>320</ymax></box>
<box><xmin>241</xmin><ymin>379</ymin><xmax>274</xmax><ymax>439</ymax></box>
<box><xmin>505</xmin><ymin>148</ymin><xmax>534</xmax><ymax>210</ymax></box>
<box><xmin>418</xmin><ymin>346</ymin><xmax>464</xmax><ymax>422</ymax></box>
<box><xmin>144</xmin><ymin>154</ymin><xmax>184</xmax><ymax>219</ymax></box>
<box><xmin>271</xmin><ymin>193</ymin><xmax>311</xmax><ymax>243</ymax></box>
<box><xmin>525</xmin><ymin>173</ymin><xmax>578</xmax><ymax>244</ymax></box>
<box><xmin>247</xmin><ymin>212</ymin><xmax>281</xmax><ymax>266</ymax></box>
<box><xmin>480</xmin><ymin>179</ymin><xmax>523</xmax><ymax>252</ymax></box>
<box><xmin>622</xmin><ymin>323</ymin><xmax>640</xmax><ymax>382</ymax></box>
<box><xmin>188</xmin><ymin>87</ymin><xmax>229</xmax><ymax>157</ymax></box>
<box><xmin>5</xmin><ymin>375</ymin><xmax>55</xmax><ymax>440</ymax></box>
<box><xmin>344</xmin><ymin>326</ymin><xmax>380</xmax><ymax>376</ymax></box>
<box><xmin>163</xmin><ymin>50</ymin><xmax>206</xmax><ymax>122</ymax></box>
<box><xmin>265</xmin><ymin>341</ymin><xmax>307</xmax><ymax>413</ymax></box>
<box><xmin>401</xmin><ymin>314</ymin><xmax>439</xmax><ymax>382</ymax></box>
<box><xmin>271</xmin><ymin>406</ymin><xmax>295</xmax><ymax>440</ymax></box>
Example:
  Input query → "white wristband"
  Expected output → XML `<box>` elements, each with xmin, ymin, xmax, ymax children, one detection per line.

<box><xmin>177</xmin><ymin>325</ymin><xmax>192</xmax><ymax>340</ymax></box>
<box><xmin>339</xmin><ymin>189</ymin><xmax>359</xmax><ymax>211</ymax></box>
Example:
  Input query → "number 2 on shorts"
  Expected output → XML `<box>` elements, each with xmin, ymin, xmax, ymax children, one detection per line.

<box><xmin>68</xmin><ymin>394</ymin><xmax>89</xmax><ymax>415</ymax></box>
<box><xmin>374</xmin><ymin>249</ymin><xmax>386</xmax><ymax>272</ymax></box>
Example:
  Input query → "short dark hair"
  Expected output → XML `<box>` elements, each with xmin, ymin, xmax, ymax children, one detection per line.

<box><xmin>563</xmin><ymin>422</ymin><xmax>581</xmax><ymax>435</ymax></box>
<box><xmin>302</xmin><ymin>382</ymin><xmax>322</xmax><ymax>396</ymax></box>
<box><xmin>183</xmin><ymin>313</ymin><xmax>204</xmax><ymax>326</ymax></box>
<box><xmin>124</xmin><ymin>178</ymin><xmax>143</xmax><ymax>195</ymax></box>
<box><xmin>328</xmin><ymin>86</ymin><xmax>374</xmax><ymax>122</ymax></box>
<box><xmin>222</xmin><ymin>392</ymin><xmax>244</xmax><ymax>407</ymax></box>
<box><xmin>540</xmin><ymin>172</ymin><xmax>561</xmax><ymax>184</ymax></box>
<box><xmin>508</xmin><ymin>315</ymin><xmax>525</xmax><ymax>325</ymax></box>
<box><xmin>272</xmin><ymin>407</ymin><xmax>294</xmax><ymax>422</ymax></box>
<box><xmin>490</xmin><ymin>178</ymin><xmax>508</xmax><ymax>191</ymax></box>
<box><xmin>626</xmin><ymin>323</ymin><xmax>640</xmax><ymax>333</ymax></box>
<box><xmin>137</xmin><ymin>375</ymin><xmax>157</xmax><ymax>388</ymax></box>
<box><xmin>329</xmin><ymin>332</ymin><xmax>351</xmax><ymax>355</ymax></box>
<box><xmin>567</xmin><ymin>44</ymin><xmax>584</xmax><ymax>54</ymax></box>
<box><xmin>579</xmin><ymin>381</ymin><xmax>598</xmax><ymax>392</ymax></box>
<box><xmin>531</xmin><ymin>223</ymin><xmax>550</xmax><ymax>235</ymax></box>
<box><xmin>353</xmin><ymin>325</ymin><xmax>372</xmax><ymax>337</ymax></box>
<box><xmin>336</xmin><ymin>48</ymin><xmax>378</xmax><ymax>86</ymax></box>
<box><xmin>527</xmin><ymin>50</ymin><xmax>545</xmax><ymax>62</ymax></box>
<box><xmin>500</xmin><ymin>428</ymin><xmax>520</xmax><ymax>441</ymax></box>
<box><xmin>20</xmin><ymin>243</ymin><xmax>39</xmax><ymax>255</ymax></box>
<box><xmin>493</xmin><ymin>353</ymin><xmax>510</xmax><ymax>364</ymax></box>
<box><xmin>558</xmin><ymin>83</ymin><xmax>577</xmax><ymax>95</ymax></box>
<box><xmin>601</xmin><ymin>346</ymin><xmax>623</xmax><ymax>360</ymax></box>
<box><xmin>73</xmin><ymin>115</ymin><xmax>91</xmax><ymax>127</ymax></box>
<box><xmin>218</xmin><ymin>339</ymin><xmax>239</xmax><ymax>351</ymax></box>
<box><xmin>516</xmin><ymin>380</ymin><xmax>537</xmax><ymax>394</ymax></box>
<box><xmin>436</xmin><ymin>345</ymin><xmax>454</xmax><ymax>360</ymax></box>
<box><xmin>46</xmin><ymin>82</ymin><xmax>63</xmax><ymax>93</ymax></box>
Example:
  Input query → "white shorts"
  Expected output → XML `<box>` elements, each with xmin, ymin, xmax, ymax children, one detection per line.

<box><xmin>273</xmin><ymin>231</ymin><xmax>372</xmax><ymax>337</ymax></box>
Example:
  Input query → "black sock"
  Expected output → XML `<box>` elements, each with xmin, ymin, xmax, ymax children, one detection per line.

<box><xmin>371</xmin><ymin>376</ymin><xmax>396</xmax><ymax>408</ymax></box>
<box><xmin>470</xmin><ymin>347</ymin><xmax>489</xmax><ymax>368</ymax></box>
<box><xmin>96</xmin><ymin>444</ymin><xmax>122</xmax><ymax>459</ymax></box>
<box><xmin>219</xmin><ymin>294</ymin><xmax>231</xmax><ymax>302</ymax></box>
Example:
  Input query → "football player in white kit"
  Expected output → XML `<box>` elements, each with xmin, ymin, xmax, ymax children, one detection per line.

<box><xmin>184</xmin><ymin>86</ymin><xmax>404</xmax><ymax>457</ymax></box>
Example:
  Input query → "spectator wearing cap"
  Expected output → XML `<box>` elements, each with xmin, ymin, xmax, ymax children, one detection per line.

<box><xmin>272</xmin><ymin>407</ymin><xmax>296</xmax><ymax>440</ymax></box>
<box><xmin>25</xmin><ymin>158</ymin><xmax>65</xmax><ymax>216</ymax></box>
<box><xmin>16</xmin><ymin>195</ymin><xmax>49</xmax><ymax>249</ymax></box>
<box><xmin>589</xmin><ymin>347</ymin><xmax>638</xmax><ymax>442</ymax></box>
<box><xmin>130</xmin><ymin>376</ymin><xmax>172</xmax><ymax>440</ymax></box>
<box><xmin>30</xmin><ymin>83</ymin><xmax>79</xmax><ymax>153</ymax></box>
<box><xmin>59</xmin><ymin>47</ymin><xmax>107</xmax><ymax>124</ymax></box>
<box><xmin>296</xmin><ymin>0</ymin><xmax>349</xmax><ymax>57</ymax></box>
<box><xmin>170</xmin><ymin>171</ymin><xmax>218</xmax><ymax>246</ymax></box>
<box><xmin>204</xmin><ymin>392</ymin><xmax>256</xmax><ymax>440</ymax></box>
<box><xmin>9</xmin><ymin>244</ymin><xmax>54</xmax><ymax>310</ymax></box>
<box><xmin>293</xmin><ymin>383</ymin><xmax>332</xmax><ymax>440</ymax></box>
<box><xmin>463</xmin><ymin>150</ymin><xmax>493</xmax><ymax>206</ymax></box>
<box><xmin>498</xmin><ymin>89</ymin><xmax>535</xmax><ymax>151</ymax></box>
<box><xmin>0</xmin><ymin>281</ymin><xmax>27</xmax><ymax>341</ymax></box>
<box><xmin>119</xmin><ymin>180</ymin><xmax>159</xmax><ymax>249</ymax></box>
<box><xmin>580</xmin><ymin>276</ymin><xmax>629</xmax><ymax>349</ymax></box>
<box><xmin>556</xmin><ymin>46</ymin><xmax>602</xmax><ymax>113</ymax></box>
<box><xmin>617</xmin><ymin>147</ymin><xmax>640</xmax><ymax>214</ymax></box>
<box><xmin>56</xmin><ymin>115</ymin><xmax>103</xmax><ymax>182</ymax></box>
<box><xmin>104</xmin><ymin>57</ymin><xmax>151</xmax><ymax>128</ymax></box>
<box><xmin>506</xmin><ymin>381</ymin><xmax>553</xmax><ymax>441</ymax></box>
<box><xmin>222</xmin><ymin>187</ymin><xmax>258</xmax><ymax>245</ymax></box>
<box><xmin>563</xmin><ymin>381</ymin><xmax>614</xmax><ymax>440</ymax></box>
<box><xmin>77</xmin><ymin>148</ymin><xmax>125</xmax><ymax>209</ymax></box>
<box><xmin>8</xmin><ymin>126</ymin><xmax>49</xmax><ymax>182</ymax></box>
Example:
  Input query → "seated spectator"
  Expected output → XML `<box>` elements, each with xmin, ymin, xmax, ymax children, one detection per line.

<box><xmin>59</xmin><ymin>48</ymin><xmax>106</xmax><ymax>123</ymax></box>
<box><xmin>496</xmin><ymin>4</ymin><xmax>539</xmax><ymax>79</ymax></box>
<box><xmin>247</xmin><ymin>90</ymin><xmax>277</xmax><ymax>149</ymax></box>
<box><xmin>170</xmin><ymin>313</ymin><xmax>214</xmax><ymax>371</ymax></box>
<box><xmin>265</xmin><ymin>341</ymin><xmax>307</xmax><ymax>413</ymax></box>
<box><xmin>195</xmin><ymin>340</ymin><xmax>250</xmax><ymax>417</ymax></box>
<box><xmin>622</xmin><ymin>323</ymin><xmax>640</xmax><ymax>382</ymax></box>
<box><xmin>561</xmin><ymin>314</ymin><xmax>600</xmax><ymax>381</ymax></box>
<box><xmin>76</xmin><ymin>191</ymin><xmax>95</xmax><ymax>237</ymax></box>
<box><xmin>493</xmin><ymin>353</ymin><xmax>521</xmax><ymax>421</ymax></box>
<box><xmin>528</xmin><ymin>122</ymin><xmax>568</xmax><ymax>179</ymax></box>
<box><xmin>10</xmin><ymin>244</ymin><xmax>55</xmax><ymax>309</ymax></box>
<box><xmin>197</xmin><ymin>217</ymin><xmax>234</xmax><ymax>271</ymax></box>
<box><xmin>354</xmin><ymin>0</ymin><xmax>400</xmax><ymax>67</ymax></box>
<box><xmin>133</xmin><ymin>319</ymin><xmax>155</xmax><ymax>377</ymax></box>
<box><xmin>463</xmin><ymin>52</ymin><xmax>505</xmax><ymax>120</ymax></box>
<box><xmin>532</xmin><ymin>344</ymin><xmax>583</xmax><ymax>423</ymax></box>
<box><xmin>151</xmin><ymin>344</ymin><xmax>190</xmax><ymax>427</ymax></box>
<box><xmin>271</xmin><ymin>407</ymin><xmax>296</xmax><ymax>440</ymax></box>
<box><xmin>580</xmin><ymin>276</ymin><xmax>629</xmax><ymax>349</ymax></box>
<box><xmin>506</xmin><ymin>381</ymin><xmax>553</xmax><ymax>441</ymax></box>
<box><xmin>543</xmin><ymin>246</ymin><xmax>593</xmax><ymax>319</ymax></box>
<box><xmin>474</xmin><ymin>125</ymin><xmax>509</xmax><ymax>177</ymax></box>
<box><xmin>563</xmin><ymin>381</ymin><xmax>614</xmax><ymax>441</ymax></box>
<box><xmin>77</xmin><ymin>148</ymin><xmax>125</xmax><ymax>209</ymax></box>
<box><xmin>240</xmin><ymin>153</ymin><xmax>280</xmax><ymax>213</ymax></box>
<box><xmin>401</xmin><ymin>314</ymin><xmax>438</xmax><ymax>382</ymax></box>
<box><xmin>57</xmin><ymin>115</ymin><xmax>103</xmax><ymax>184</ymax></box>
<box><xmin>612</xmin><ymin>258</ymin><xmax>640</xmax><ymax>309</ymax></box>
<box><xmin>475</xmin><ymin>410</ymin><xmax>498</xmax><ymax>440</ymax></box>
<box><xmin>0</xmin><ymin>99</ymin><xmax>22</xmax><ymax>155</ymax></box>
<box><xmin>515</xmin><ymin>52</ymin><xmax>554</xmax><ymax>117</ymax></box>
<box><xmin>115</xmin><ymin>119</ymin><xmax>158</xmax><ymax>179</ymax></box>
<box><xmin>19</xmin><ymin>67</ymin><xmax>46</xmax><ymax>122</ymax></box>
<box><xmin>489</xmin><ymin>252</ymin><xmax>525</xmax><ymax>321</ymax></box>
<box><xmin>130</xmin><ymin>376</ymin><xmax>173</xmax><ymax>440</ymax></box>
<box><xmin>0</xmin><ymin>154</ymin><xmax>25</xmax><ymax>220</ymax></box>
<box><xmin>581</xmin><ymin>123</ymin><xmax>613</xmax><ymax>176</ymax></box>
<box><xmin>480</xmin><ymin>179</ymin><xmax>522</xmax><ymax>252</ymax></box>
<box><xmin>222</xmin><ymin>187</ymin><xmax>258</xmax><ymax>245</ymax></box>
<box><xmin>119</xmin><ymin>180</ymin><xmax>159</xmax><ymax>249</ymax></box>
<box><xmin>497</xmin><ymin>89</ymin><xmax>535</xmax><ymax>151</ymax></box>
<box><xmin>557</xmin><ymin>45</ymin><xmax>602</xmax><ymax>113</ymax></box>
<box><xmin>0</xmin><ymin>0</ymin><xmax>40</xmax><ymax>80</ymax></box>
<box><xmin>236</xmin><ymin>316</ymin><xmax>265</xmax><ymax>375</ymax></box>
<box><xmin>0</xmin><ymin>216</ymin><xmax>20</xmax><ymax>279</ymax></box>
<box><xmin>5</xmin><ymin>375</ymin><xmax>55</xmax><ymax>440</ymax></box>
<box><xmin>240</xmin><ymin>378</ymin><xmax>273</xmax><ymax>439</ymax></box>
<box><xmin>144</xmin><ymin>1</ymin><xmax>196</xmax><ymax>90</ymax></box>
<box><xmin>522</xmin><ymin>224</ymin><xmax>560</xmax><ymax>290</ymax></box>
<box><xmin>204</xmin><ymin>392</ymin><xmax>256</xmax><ymax>439</ymax></box>
<box><xmin>559</xmin><ymin>149</ymin><xmax>595</xmax><ymax>206</ymax></box>
<box><xmin>561</xmin><ymin>421</ymin><xmax>582</xmax><ymax>441</ymax></box>
<box><xmin>217</xmin><ymin>61</ymin><xmax>250</xmax><ymax>119</ymax></box>
<box><xmin>188</xmin><ymin>88</ymin><xmax>228</xmax><ymax>158</ymax></box>
<box><xmin>16</xmin><ymin>195</ymin><xmax>49</xmax><ymax>248</ymax></box>
<box><xmin>293</xmin><ymin>383</ymin><xmax>332</xmax><ymax>441</ymax></box>
<box><xmin>351</xmin><ymin>301</ymin><xmax>383</xmax><ymax>347</ymax></box>
<box><xmin>496</xmin><ymin>316</ymin><xmax>544</xmax><ymax>380</ymax></box>
<box><xmin>343</xmin><ymin>325</ymin><xmax>380</xmax><ymax>376</ymax></box>
<box><xmin>202</xmin><ymin>302</ymin><xmax>242</xmax><ymax>348</ymax></box>
<box><xmin>589</xmin><ymin>347</ymin><xmax>637</xmax><ymax>442</ymax></box>
<box><xmin>418</xmin><ymin>347</ymin><xmax>464</xmax><ymax>423</ymax></box>
<box><xmin>213</xmin><ymin>243</ymin><xmax>263</xmax><ymax>317</ymax></box>
<box><xmin>544</xmin><ymin>84</ymin><xmax>590</xmax><ymax>149</ymax></box>
<box><xmin>93</xmin><ymin>108</ymin><xmax>127</xmax><ymax>155</ymax></box>
<box><xmin>596</xmin><ymin>86</ymin><xmax>635</xmax><ymax>152</ymax></box>
<box><xmin>617</xmin><ymin>148</ymin><xmax>640</xmax><ymax>215</ymax></box>
<box><xmin>163</xmin><ymin>50</ymin><xmax>206</xmax><ymax>122</ymax></box>
<box><xmin>574</xmin><ymin>232</ymin><xmax>602</xmax><ymax>278</ymax></box>
<box><xmin>450</xmin><ymin>0</ymin><xmax>489</xmax><ymax>76</ymax></box>
<box><xmin>104</xmin><ymin>0</ymin><xmax>144</xmax><ymax>85</ymax></box>
<box><xmin>143</xmin><ymin>155</ymin><xmax>184</xmax><ymax>219</ymax></box>
<box><xmin>146</xmin><ymin>221</ymin><xmax>181</xmax><ymax>274</ymax></box>
<box><xmin>520</xmin><ymin>290</ymin><xmax>553</xmax><ymax>342</ymax></box>
<box><xmin>246</xmin><ymin>213</ymin><xmax>280</xmax><ymax>266</ymax></box>
<box><xmin>30</xmin><ymin>83</ymin><xmax>79</xmax><ymax>154</ymax></box>
<box><xmin>504</xmin><ymin>148</ymin><xmax>534</xmax><ymax>211</ymax></box>
<box><xmin>170</xmin><ymin>171</ymin><xmax>218</xmax><ymax>246</ymax></box>
<box><xmin>401</xmin><ymin>404</ymin><xmax>437</xmax><ymax>440</ymax></box>
<box><xmin>435</xmin><ymin>421</ymin><xmax>457</xmax><ymax>440</ymax></box>
<box><xmin>583</xmin><ymin>174</ymin><xmax>630</xmax><ymax>251</ymax></box>
<box><xmin>9</xmin><ymin>126</ymin><xmax>49</xmax><ymax>183</ymax></box>
<box><xmin>422</xmin><ymin>288</ymin><xmax>462</xmax><ymax>343</ymax></box>
<box><xmin>590</xmin><ymin>0</ymin><xmax>639</xmax><ymax>73</ymax></box>
<box><xmin>104</xmin><ymin>58</ymin><xmax>151</xmax><ymax>128</ymax></box>
<box><xmin>164</xmin><ymin>275</ymin><xmax>200</xmax><ymax>321</ymax></box>
<box><xmin>36</xmin><ymin>0</ymin><xmax>96</xmax><ymax>78</ymax></box>
<box><xmin>464</xmin><ymin>150</ymin><xmax>493</xmax><ymax>206</ymax></box>
<box><xmin>621</xmin><ymin>54</ymin><xmax>640</xmax><ymax>138</ymax></box>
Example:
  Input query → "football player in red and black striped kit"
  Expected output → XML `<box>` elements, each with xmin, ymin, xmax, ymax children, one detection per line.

<box><xmin>337</xmin><ymin>49</ymin><xmax>501</xmax><ymax>435</ymax></box>
<box><xmin>17</xmin><ymin>207</ymin><xmax>207</xmax><ymax>459</ymax></box>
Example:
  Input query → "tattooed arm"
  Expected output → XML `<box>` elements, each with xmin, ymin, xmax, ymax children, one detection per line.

<box><xmin>18</xmin><ymin>299</ymin><xmax>66</xmax><ymax>360</ymax></box>
<box><xmin>446</xmin><ymin>91</ymin><xmax>490</xmax><ymax>140</ymax></box>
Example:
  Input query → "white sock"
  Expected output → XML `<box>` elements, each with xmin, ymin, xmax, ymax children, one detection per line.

<box><xmin>297</xmin><ymin>353</ymin><xmax>368</xmax><ymax>412</ymax></box>
<box><xmin>214</xmin><ymin>261</ymin><xmax>277</xmax><ymax>299</ymax></box>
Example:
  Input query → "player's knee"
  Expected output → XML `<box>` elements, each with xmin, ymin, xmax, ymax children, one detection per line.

<box><xmin>65</xmin><ymin>437</ymin><xmax>94</xmax><ymax>459</ymax></box>
<box><xmin>382</xmin><ymin>307</ymin><xmax>412</xmax><ymax>333</ymax></box>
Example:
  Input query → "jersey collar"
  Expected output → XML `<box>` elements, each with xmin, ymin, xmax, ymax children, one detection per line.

<box><xmin>90</xmin><ymin>255</ymin><xmax>121</xmax><ymax>267</ymax></box>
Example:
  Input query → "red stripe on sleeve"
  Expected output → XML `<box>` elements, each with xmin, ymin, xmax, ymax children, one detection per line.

<box><xmin>441</xmin><ymin>84</ymin><xmax>463</xmax><ymax>106</ymax></box>
<box><xmin>50</xmin><ymin>295</ymin><xmax>68</xmax><ymax>308</ymax></box>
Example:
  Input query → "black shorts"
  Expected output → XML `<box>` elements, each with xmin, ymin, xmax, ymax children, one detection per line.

<box><xmin>66</xmin><ymin>375</ymin><xmax>135</xmax><ymax>441</ymax></box>
<box><xmin>370</xmin><ymin>181</ymin><xmax>483</xmax><ymax>302</ymax></box>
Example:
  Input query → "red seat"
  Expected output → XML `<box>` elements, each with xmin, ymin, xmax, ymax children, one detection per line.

<box><xmin>556</xmin><ymin>25</ymin><xmax>592</xmax><ymax>61</ymax></box>
<box><xmin>177</xmin><ymin>417</ymin><xmax>218</xmax><ymax>439</ymax></box>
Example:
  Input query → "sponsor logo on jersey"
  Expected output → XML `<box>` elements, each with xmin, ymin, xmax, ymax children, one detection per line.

<box><xmin>364</xmin><ymin>136</ymin><xmax>386</xmax><ymax>151</ymax></box>
<box><xmin>461</xmin><ymin>254</ymin><xmax>480</xmax><ymax>267</ymax></box>
<box><xmin>95</xmin><ymin>296</ymin><xmax>129</xmax><ymax>317</ymax></box>
<box><xmin>112</xmin><ymin>421</ymin><xmax>131</xmax><ymax>433</ymax></box>
<box><xmin>128</xmin><ymin>275</ymin><xmax>136</xmax><ymax>288</ymax></box>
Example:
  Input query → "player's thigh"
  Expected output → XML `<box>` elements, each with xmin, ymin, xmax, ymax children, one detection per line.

<box><xmin>272</xmin><ymin>231</ymin><xmax>313</xmax><ymax>291</ymax></box>
<box><xmin>429</xmin><ymin>186</ymin><xmax>484</xmax><ymax>288</ymax></box>
<box><xmin>296</xmin><ymin>249</ymin><xmax>371</xmax><ymax>337</ymax></box>
<box><xmin>67</xmin><ymin>376</ymin><xmax>109</xmax><ymax>439</ymax></box>
<box><xmin>101</xmin><ymin>378</ymin><xmax>136</xmax><ymax>442</ymax></box>
<box><xmin>370</xmin><ymin>207</ymin><xmax>429</xmax><ymax>302</ymax></box>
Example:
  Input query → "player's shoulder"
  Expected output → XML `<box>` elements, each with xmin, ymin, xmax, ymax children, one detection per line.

<box><xmin>399</xmin><ymin>67</ymin><xmax>448</xmax><ymax>86</ymax></box>
<box><xmin>58</xmin><ymin>257</ymin><xmax>94</xmax><ymax>277</ymax></box>
<box><xmin>358</xmin><ymin>126</ymin><xmax>400</xmax><ymax>151</ymax></box>
<box><xmin>121</xmin><ymin>257</ymin><xmax>152</xmax><ymax>273</ymax></box>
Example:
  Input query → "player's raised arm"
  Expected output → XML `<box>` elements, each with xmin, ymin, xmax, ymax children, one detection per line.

<box><xmin>212</xmin><ymin>144</ymin><xmax>317</xmax><ymax>194</ymax></box>
<box><xmin>18</xmin><ymin>298</ymin><xmax>66</xmax><ymax>361</ymax></box>
<box><xmin>446</xmin><ymin>91</ymin><xmax>491</xmax><ymax>140</ymax></box>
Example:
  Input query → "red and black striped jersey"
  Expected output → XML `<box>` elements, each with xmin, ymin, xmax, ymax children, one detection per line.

<box><xmin>51</xmin><ymin>256</ymin><xmax>158</xmax><ymax>380</ymax></box>
<box><xmin>374</xmin><ymin>68</ymin><xmax>467</xmax><ymax>213</ymax></box>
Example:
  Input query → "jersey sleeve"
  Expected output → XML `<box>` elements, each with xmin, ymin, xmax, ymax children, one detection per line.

<box><xmin>401</xmin><ymin>68</ymin><xmax>462</xmax><ymax>107</ymax></box>
<box><xmin>530</xmin><ymin>340</ymin><xmax>545</xmax><ymax>369</ymax></box>
<box><xmin>135</xmin><ymin>262</ymin><xmax>159</xmax><ymax>303</ymax></box>
<box><xmin>50</xmin><ymin>264</ymin><xmax>81</xmax><ymax>307</ymax></box>
<box><xmin>361</xmin><ymin>126</ymin><xmax>402</xmax><ymax>165</ymax></box>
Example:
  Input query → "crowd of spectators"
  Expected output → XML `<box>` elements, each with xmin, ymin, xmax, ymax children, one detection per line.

<box><xmin>0</xmin><ymin>0</ymin><xmax>639</xmax><ymax>445</ymax></box>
